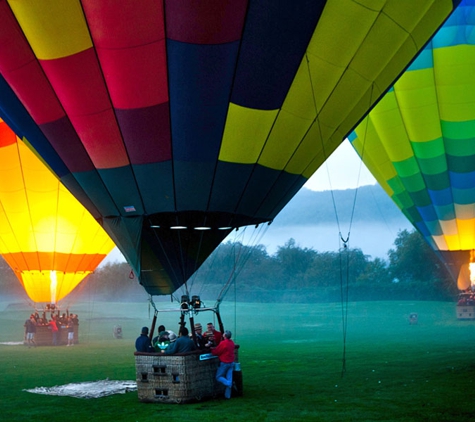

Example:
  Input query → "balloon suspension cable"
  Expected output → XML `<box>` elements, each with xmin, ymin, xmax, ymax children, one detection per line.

<box><xmin>307</xmin><ymin>50</ymin><xmax>355</xmax><ymax>377</ymax></box>
<box><xmin>215</xmin><ymin>224</ymin><xmax>270</xmax><ymax>303</ymax></box>
<box><xmin>339</xmin><ymin>86</ymin><xmax>378</xmax><ymax>377</ymax></box>
<box><xmin>185</xmin><ymin>224</ymin><xmax>269</xmax><ymax>306</ymax></box>
<box><xmin>340</xmin><ymin>232</ymin><xmax>350</xmax><ymax>248</ymax></box>
<box><xmin>339</xmin><ymin>235</ymin><xmax>350</xmax><ymax>378</ymax></box>
<box><xmin>307</xmin><ymin>51</ymin><xmax>349</xmax><ymax>375</ymax></box>
<box><xmin>148</xmin><ymin>295</ymin><xmax>159</xmax><ymax>313</ymax></box>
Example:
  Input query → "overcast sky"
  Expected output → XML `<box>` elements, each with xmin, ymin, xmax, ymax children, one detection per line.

<box><xmin>304</xmin><ymin>140</ymin><xmax>376</xmax><ymax>192</ymax></box>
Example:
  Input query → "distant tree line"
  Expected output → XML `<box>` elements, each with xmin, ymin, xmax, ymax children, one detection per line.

<box><xmin>0</xmin><ymin>229</ymin><xmax>458</xmax><ymax>303</ymax></box>
<box><xmin>191</xmin><ymin>229</ymin><xmax>456</xmax><ymax>303</ymax></box>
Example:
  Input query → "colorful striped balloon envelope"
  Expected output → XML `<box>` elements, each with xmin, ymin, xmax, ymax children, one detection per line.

<box><xmin>350</xmin><ymin>0</ymin><xmax>475</xmax><ymax>287</ymax></box>
<box><xmin>0</xmin><ymin>119</ymin><xmax>115</xmax><ymax>303</ymax></box>
<box><xmin>0</xmin><ymin>0</ymin><xmax>460</xmax><ymax>295</ymax></box>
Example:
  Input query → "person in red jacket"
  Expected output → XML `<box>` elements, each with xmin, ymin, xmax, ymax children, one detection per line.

<box><xmin>205</xmin><ymin>322</ymin><xmax>222</xmax><ymax>346</ymax></box>
<box><xmin>211</xmin><ymin>330</ymin><xmax>235</xmax><ymax>399</ymax></box>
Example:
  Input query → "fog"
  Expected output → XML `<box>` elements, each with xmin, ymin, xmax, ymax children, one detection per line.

<box><xmin>258</xmin><ymin>221</ymin><xmax>412</xmax><ymax>259</ymax></box>
<box><xmin>102</xmin><ymin>219</ymin><xmax>412</xmax><ymax>268</ymax></box>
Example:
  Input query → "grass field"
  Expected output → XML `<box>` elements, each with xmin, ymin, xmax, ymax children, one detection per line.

<box><xmin>0</xmin><ymin>298</ymin><xmax>474</xmax><ymax>421</ymax></box>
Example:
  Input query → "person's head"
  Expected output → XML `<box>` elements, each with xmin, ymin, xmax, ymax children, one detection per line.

<box><xmin>180</xmin><ymin>326</ymin><xmax>189</xmax><ymax>337</ymax></box>
<box><xmin>194</xmin><ymin>323</ymin><xmax>202</xmax><ymax>333</ymax></box>
<box><xmin>158</xmin><ymin>325</ymin><xmax>165</xmax><ymax>333</ymax></box>
<box><xmin>141</xmin><ymin>326</ymin><xmax>149</xmax><ymax>335</ymax></box>
<box><xmin>169</xmin><ymin>332</ymin><xmax>177</xmax><ymax>343</ymax></box>
<box><xmin>224</xmin><ymin>330</ymin><xmax>232</xmax><ymax>340</ymax></box>
<box><xmin>207</xmin><ymin>322</ymin><xmax>214</xmax><ymax>331</ymax></box>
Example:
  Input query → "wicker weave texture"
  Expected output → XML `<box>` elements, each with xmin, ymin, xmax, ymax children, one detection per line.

<box><xmin>135</xmin><ymin>353</ymin><xmax>224</xmax><ymax>404</ymax></box>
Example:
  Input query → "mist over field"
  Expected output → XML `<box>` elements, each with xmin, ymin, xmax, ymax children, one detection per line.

<box><xmin>1</xmin><ymin>299</ymin><xmax>474</xmax><ymax>421</ymax></box>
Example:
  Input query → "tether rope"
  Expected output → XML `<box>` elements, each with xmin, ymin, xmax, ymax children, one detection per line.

<box><xmin>304</xmin><ymin>52</ymin><xmax>374</xmax><ymax>377</ymax></box>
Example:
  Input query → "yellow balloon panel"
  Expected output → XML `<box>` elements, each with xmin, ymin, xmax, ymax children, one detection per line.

<box><xmin>15</xmin><ymin>270</ymin><xmax>91</xmax><ymax>304</ymax></box>
<box><xmin>0</xmin><ymin>119</ymin><xmax>115</xmax><ymax>302</ymax></box>
<box><xmin>8</xmin><ymin>0</ymin><xmax>92</xmax><ymax>60</ymax></box>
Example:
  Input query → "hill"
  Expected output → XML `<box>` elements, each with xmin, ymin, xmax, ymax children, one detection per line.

<box><xmin>258</xmin><ymin>184</ymin><xmax>412</xmax><ymax>259</ymax></box>
<box><xmin>273</xmin><ymin>184</ymin><xmax>409</xmax><ymax>226</ymax></box>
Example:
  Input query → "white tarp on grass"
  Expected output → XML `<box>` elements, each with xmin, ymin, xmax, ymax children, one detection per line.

<box><xmin>24</xmin><ymin>379</ymin><xmax>137</xmax><ymax>399</ymax></box>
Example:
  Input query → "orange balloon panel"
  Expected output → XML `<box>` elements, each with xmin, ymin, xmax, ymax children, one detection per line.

<box><xmin>0</xmin><ymin>119</ymin><xmax>115</xmax><ymax>303</ymax></box>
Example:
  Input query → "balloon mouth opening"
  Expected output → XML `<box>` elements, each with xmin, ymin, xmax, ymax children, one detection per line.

<box><xmin>150</xmin><ymin>225</ymin><xmax>228</xmax><ymax>231</ymax></box>
<box><xmin>145</xmin><ymin>211</ymin><xmax>268</xmax><ymax>232</ymax></box>
<box><xmin>469</xmin><ymin>250</ymin><xmax>475</xmax><ymax>290</ymax></box>
<box><xmin>455</xmin><ymin>250</ymin><xmax>475</xmax><ymax>292</ymax></box>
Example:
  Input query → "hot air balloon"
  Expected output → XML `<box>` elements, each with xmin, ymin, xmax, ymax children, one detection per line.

<box><xmin>349</xmin><ymin>0</ymin><xmax>475</xmax><ymax>288</ymax></box>
<box><xmin>0</xmin><ymin>0</ymin><xmax>460</xmax><ymax>297</ymax></box>
<box><xmin>0</xmin><ymin>118</ymin><xmax>115</xmax><ymax>303</ymax></box>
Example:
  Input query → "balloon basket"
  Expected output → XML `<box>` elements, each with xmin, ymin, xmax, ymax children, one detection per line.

<box><xmin>456</xmin><ymin>292</ymin><xmax>475</xmax><ymax>320</ymax></box>
<box><xmin>26</xmin><ymin>324</ymin><xmax>79</xmax><ymax>346</ymax></box>
<box><xmin>134</xmin><ymin>345</ymin><xmax>240</xmax><ymax>404</ymax></box>
<box><xmin>456</xmin><ymin>305</ymin><xmax>475</xmax><ymax>320</ymax></box>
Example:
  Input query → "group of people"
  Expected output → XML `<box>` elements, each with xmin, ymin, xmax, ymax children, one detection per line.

<box><xmin>135</xmin><ymin>321</ymin><xmax>236</xmax><ymax>399</ymax></box>
<box><xmin>135</xmin><ymin>322</ymin><xmax>224</xmax><ymax>354</ymax></box>
<box><xmin>24</xmin><ymin>311</ymin><xmax>79</xmax><ymax>347</ymax></box>
<box><xmin>457</xmin><ymin>291</ymin><xmax>475</xmax><ymax>306</ymax></box>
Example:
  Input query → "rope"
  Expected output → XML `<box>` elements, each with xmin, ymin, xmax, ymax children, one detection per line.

<box><xmin>339</xmin><ymin>238</ymin><xmax>350</xmax><ymax>377</ymax></box>
<box><xmin>234</xmin><ymin>268</ymin><xmax>237</xmax><ymax>341</ymax></box>
<box><xmin>304</xmin><ymin>50</ymin><xmax>376</xmax><ymax>377</ymax></box>
<box><xmin>215</xmin><ymin>224</ymin><xmax>270</xmax><ymax>303</ymax></box>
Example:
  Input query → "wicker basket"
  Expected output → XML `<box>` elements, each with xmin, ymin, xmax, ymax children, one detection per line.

<box><xmin>135</xmin><ymin>345</ymin><xmax>241</xmax><ymax>404</ymax></box>
<box><xmin>27</xmin><ymin>325</ymin><xmax>78</xmax><ymax>346</ymax></box>
<box><xmin>456</xmin><ymin>305</ymin><xmax>475</xmax><ymax>320</ymax></box>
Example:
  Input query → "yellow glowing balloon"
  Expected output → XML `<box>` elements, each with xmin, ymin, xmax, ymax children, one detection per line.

<box><xmin>0</xmin><ymin>119</ymin><xmax>115</xmax><ymax>303</ymax></box>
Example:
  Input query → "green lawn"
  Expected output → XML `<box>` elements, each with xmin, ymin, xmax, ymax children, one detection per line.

<box><xmin>0</xmin><ymin>299</ymin><xmax>474</xmax><ymax>421</ymax></box>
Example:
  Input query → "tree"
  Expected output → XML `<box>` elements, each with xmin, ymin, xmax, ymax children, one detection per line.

<box><xmin>387</xmin><ymin>229</ymin><xmax>455</xmax><ymax>299</ymax></box>
<box><xmin>388</xmin><ymin>229</ymin><xmax>448</xmax><ymax>283</ymax></box>
<box><xmin>85</xmin><ymin>262</ymin><xmax>145</xmax><ymax>301</ymax></box>
<box><xmin>274</xmin><ymin>238</ymin><xmax>317</xmax><ymax>288</ymax></box>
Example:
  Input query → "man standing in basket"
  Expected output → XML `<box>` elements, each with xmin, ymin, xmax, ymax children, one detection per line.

<box><xmin>211</xmin><ymin>330</ymin><xmax>235</xmax><ymax>399</ymax></box>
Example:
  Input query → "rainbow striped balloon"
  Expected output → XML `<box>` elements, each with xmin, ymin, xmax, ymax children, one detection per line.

<box><xmin>350</xmin><ymin>0</ymin><xmax>475</xmax><ymax>286</ymax></box>
<box><xmin>0</xmin><ymin>0</ymin><xmax>460</xmax><ymax>295</ymax></box>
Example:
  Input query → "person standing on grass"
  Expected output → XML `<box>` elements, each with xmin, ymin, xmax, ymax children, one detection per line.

<box><xmin>66</xmin><ymin>317</ymin><xmax>75</xmax><ymax>346</ymax></box>
<box><xmin>211</xmin><ymin>330</ymin><xmax>235</xmax><ymax>399</ymax></box>
<box><xmin>24</xmin><ymin>315</ymin><xmax>37</xmax><ymax>348</ymax></box>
